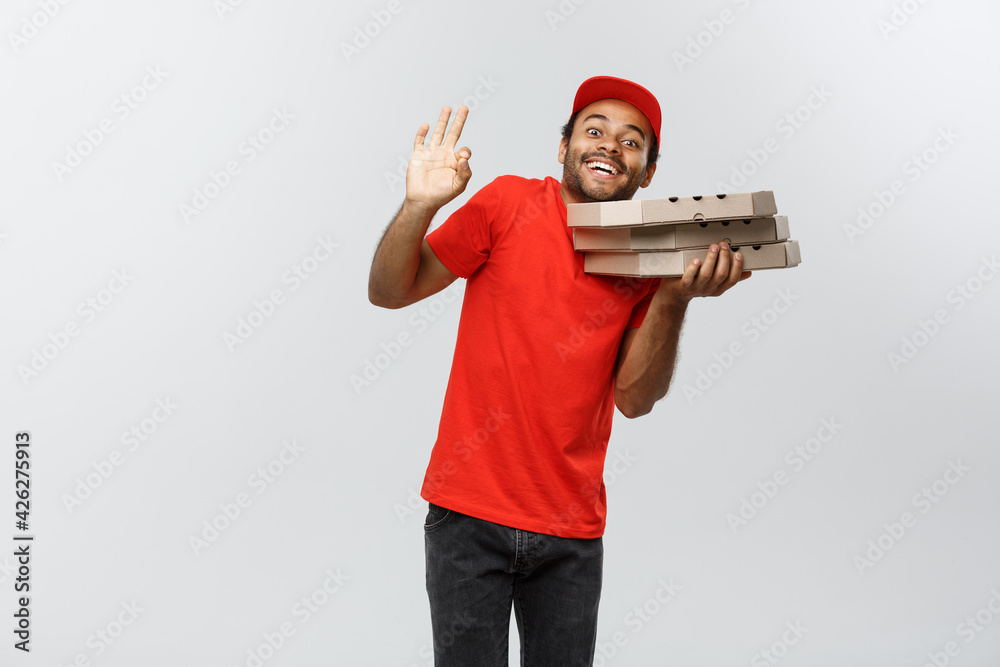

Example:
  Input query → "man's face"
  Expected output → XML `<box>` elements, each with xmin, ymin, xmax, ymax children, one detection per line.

<box><xmin>558</xmin><ymin>98</ymin><xmax>657</xmax><ymax>205</ymax></box>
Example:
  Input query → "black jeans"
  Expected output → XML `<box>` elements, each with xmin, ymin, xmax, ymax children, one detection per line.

<box><xmin>424</xmin><ymin>503</ymin><xmax>603</xmax><ymax>666</ymax></box>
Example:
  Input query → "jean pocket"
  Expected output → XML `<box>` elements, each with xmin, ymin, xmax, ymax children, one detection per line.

<box><xmin>424</xmin><ymin>503</ymin><xmax>455</xmax><ymax>532</ymax></box>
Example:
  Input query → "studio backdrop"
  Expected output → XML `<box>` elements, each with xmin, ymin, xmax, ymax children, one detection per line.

<box><xmin>1</xmin><ymin>0</ymin><xmax>998</xmax><ymax>665</ymax></box>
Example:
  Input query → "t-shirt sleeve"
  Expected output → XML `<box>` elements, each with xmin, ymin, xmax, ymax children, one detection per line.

<box><xmin>425</xmin><ymin>183</ymin><xmax>498</xmax><ymax>279</ymax></box>
<box><xmin>626</xmin><ymin>278</ymin><xmax>662</xmax><ymax>329</ymax></box>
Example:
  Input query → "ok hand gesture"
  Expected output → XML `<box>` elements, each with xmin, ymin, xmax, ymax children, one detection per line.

<box><xmin>405</xmin><ymin>106</ymin><xmax>473</xmax><ymax>213</ymax></box>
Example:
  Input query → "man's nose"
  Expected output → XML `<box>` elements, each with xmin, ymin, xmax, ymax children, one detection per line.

<box><xmin>596</xmin><ymin>139</ymin><xmax>620</xmax><ymax>155</ymax></box>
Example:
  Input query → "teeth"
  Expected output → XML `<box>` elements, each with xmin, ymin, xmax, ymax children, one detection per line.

<box><xmin>587</xmin><ymin>160</ymin><xmax>619</xmax><ymax>175</ymax></box>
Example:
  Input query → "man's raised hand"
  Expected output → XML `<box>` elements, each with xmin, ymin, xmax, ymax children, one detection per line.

<box><xmin>405</xmin><ymin>105</ymin><xmax>473</xmax><ymax>213</ymax></box>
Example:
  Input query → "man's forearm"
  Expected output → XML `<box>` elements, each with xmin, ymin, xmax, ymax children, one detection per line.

<box><xmin>368</xmin><ymin>200</ymin><xmax>438</xmax><ymax>305</ymax></box>
<box><xmin>614</xmin><ymin>242</ymin><xmax>750</xmax><ymax>417</ymax></box>
<box><xmin>614</xmin><ymin>290</ymin><xmax>689</xmax><ymax>418</ymax></box>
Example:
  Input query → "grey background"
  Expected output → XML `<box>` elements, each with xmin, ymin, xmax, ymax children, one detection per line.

<box><xmin>2</xmin><ymin>0</ymin><xmax>999</xmax><ymax>665</ymax></box>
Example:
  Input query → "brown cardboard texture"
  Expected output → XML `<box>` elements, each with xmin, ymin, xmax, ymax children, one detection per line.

<box><xmin>567</xmin><ymin>191</ymin><xmax>777</xmax><ymax>228</ymax></box>
<box><xmin>584</xmin><ymin>240</ymin><xmax>801</xmax><ymax>277</ymax></box>
<box><xmin>565</xmin><ymin>199</ymin><xmax>642</xmax><ymax>228</ymax></box>
<box><xmin>573</xmin><ymin>216</ymin><xmax>790</xmax><ymax>251</ymax></box>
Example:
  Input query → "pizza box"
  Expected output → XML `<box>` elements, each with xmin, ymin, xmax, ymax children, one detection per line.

<box><xmin>567</xmin><ymin>191</ymin><xmax>778</xmax><ymax>228</ymax></box>
<box><xmin>583</xmin><ymin>240</ymin><xmax>801</xmax><ymax>277</ymax></box>
<box><xmin>573</xmin><ymin>216</ymin><xmax>789</xmax><ymax>251</ymax></box>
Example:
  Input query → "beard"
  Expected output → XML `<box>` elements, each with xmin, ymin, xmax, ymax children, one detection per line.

<box><xmin>561</xmin><ymin>142</ymin><xmax>647</xmax><ymax>203</ymax></box>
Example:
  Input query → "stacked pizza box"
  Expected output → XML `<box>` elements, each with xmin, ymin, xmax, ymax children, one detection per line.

<box><xmin>566</xmin><ymin>191</ymin><xmax>801</xmax><ymax>277</ymax></box>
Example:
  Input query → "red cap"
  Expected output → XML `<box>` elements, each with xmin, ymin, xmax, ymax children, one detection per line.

<box><xmin>571</xmin><ymin>76</ymin><xmax>661</xmax><ymax>145</ymax></box>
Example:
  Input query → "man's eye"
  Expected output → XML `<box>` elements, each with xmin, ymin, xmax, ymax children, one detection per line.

<box><xmin>587</xmin><ymin>129</ymin><xmax>599</xmax><ymax>136</ymax></box>
<box><xmin>623</xmin><ymin>140</ymin><xmax>636</xmax><ymax>147</ymax></box>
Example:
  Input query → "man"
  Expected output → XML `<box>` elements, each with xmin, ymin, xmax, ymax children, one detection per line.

<box><xmin>369</xmin><ymin>76</ymin><xmax>750</xmax><ymax>665</ymax></box>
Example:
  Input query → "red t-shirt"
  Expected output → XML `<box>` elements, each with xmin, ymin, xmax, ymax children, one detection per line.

<box><xmin>421</xmin><ymin>175</ymin><xmax>660</xmax><ymax>538</ymax></box>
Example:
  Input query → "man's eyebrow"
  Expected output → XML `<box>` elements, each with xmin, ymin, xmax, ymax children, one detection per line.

<box><xmin>582</xmin><ymin>114</ymin><xmax>646</xmax><ymax>142</ymax></box>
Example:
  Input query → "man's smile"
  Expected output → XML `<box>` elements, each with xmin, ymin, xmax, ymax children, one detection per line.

<box><xmin>584</xmin><ymin>156</ymin><xmax>626</xmax><ymax>180</ymax></box>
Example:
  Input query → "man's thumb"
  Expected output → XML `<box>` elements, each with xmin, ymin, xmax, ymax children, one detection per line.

<box><xmin>455</xmin><ymin>159</ymin><xmax>472</xmax><ymax>188</ymax></box>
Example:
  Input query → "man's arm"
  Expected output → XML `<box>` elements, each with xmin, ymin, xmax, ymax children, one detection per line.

<box><xmin>368</xmin><ymin>106</ymin><xmax>471</xmax><ymax>309</ymax></box>
<box><xmin>369</xmin><ymin>209</ymin><xmax>458</xmax><ymax>309</ymax></box>
<box><xmin>613</xmin><ymin>242</ymin><xmax>751</xmax><ymax>418</ymax></box>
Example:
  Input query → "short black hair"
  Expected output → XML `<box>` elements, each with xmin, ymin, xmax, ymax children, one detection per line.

<box><xmin>561</xmin><ymin>109</ymin><xmax>659</xmax><ymax>167</ymax></box>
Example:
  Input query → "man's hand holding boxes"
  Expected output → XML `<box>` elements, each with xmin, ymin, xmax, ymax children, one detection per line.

<box><xmin>567</xmin><ymin>190</ymin><xmax>801</xmax><ymax>277</ymax></box>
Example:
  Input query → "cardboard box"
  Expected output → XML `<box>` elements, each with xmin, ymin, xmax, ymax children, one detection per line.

<box><xmin>567</xmin><ymin>191</ymin><xmax>777</xmax><ymax>228</ymax></box>
<box><xmin>584</xmin><ymin>240</ymin><xmax>801</xmax><ymax>277</ymax></box>
<box><xmin>573</xmin><ymin>216</ymin><xmax>789</xmax><ymax>251</ymax></box>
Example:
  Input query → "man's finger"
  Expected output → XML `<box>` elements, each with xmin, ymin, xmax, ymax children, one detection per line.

<box><xmin>413</xmin><ymin>122</ymin><xmax>430</xmax><ymax>150</ymax></box>
<box><xmin>712</xmin><ymin>242</ymin><xmax>732</xmax><ymax>286</ymax></box>
<box><xmin>710</xmin><ymin>262</ymin><xmax>750</xmax><ymax>297</ymax></box>
<box><xmin>443</xmin><ymin>105</ymin><xmax>469</xmax><ymax>150</ymax></box>
<box><xmin>429</xmin><ymin>106</ymin><xmax>453</xmax><ymax>147</ymax></box>
<box><xmin>718</xmin><ymin>250</ymin><xmax>744</xmax><ymax>292</ymax></box>
<box><xmin>454</xmin><ymin>157</ymin><xmax>473</xmax><ymax>191</ymax></box>
<box><xmin>694</xmin><ymin>244</ymin><xmax>719</xmax><ymax>289</ymax></box>
<box><xmin>680</xmin><ymin>257</ymin><xmax>700</xmax><ymax>290</ymax></box>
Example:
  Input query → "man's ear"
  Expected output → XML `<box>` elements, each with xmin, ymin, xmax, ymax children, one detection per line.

<box><xmin>558</xmin><ymin>137</ymin><xmax>568</xmax><ymax>165</ymax></box>
<box><xmin>640</xmin><ymin>161</ymin><xmax>657</xmax><ymax>188</ymax></box>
